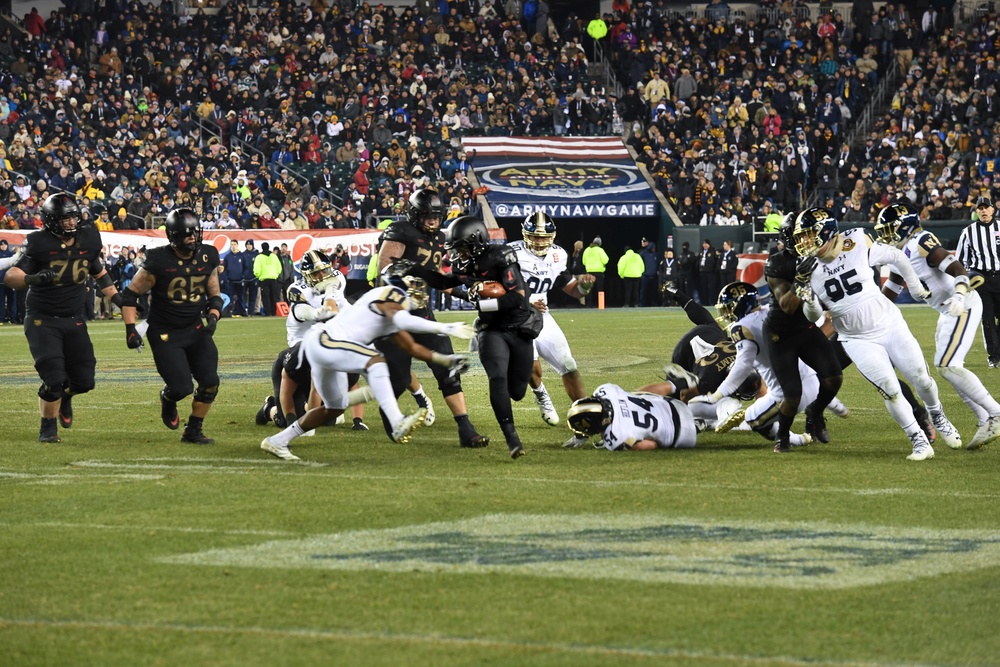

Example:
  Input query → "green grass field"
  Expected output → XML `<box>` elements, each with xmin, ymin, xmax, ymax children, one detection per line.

<box><xmin>1</xmin><ymin>307</ymin><xmax>999</xmax><ymax>667</ymax></box>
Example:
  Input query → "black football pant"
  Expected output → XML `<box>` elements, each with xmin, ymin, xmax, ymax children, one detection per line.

<box><xmin>765</xmin><ymin>324</ymin><xmax>843</xmax><ymax>405</ymax></box>
<box><xmin>975</xmin><ymin>273</ymin><xmax>1000</xmax><ymax>362</ymax></box>
<box><xmin>259</xmin><ymin>279</ymin><xmax>280</xmax><ymax>317</ymax></box>
<box><xmin>147</xmin><ymin>321</ymin><xmax>219</xmax><ymax>401</ymax></box>
<box><xmin>25</xmin><ymin>314</ymin><xmax>97</xmax><ymax>397</ymax></box>
<box><xmin>477</xmin><ymin>328</ymin><xmax>535</xmax><ymax>429</ymax></box>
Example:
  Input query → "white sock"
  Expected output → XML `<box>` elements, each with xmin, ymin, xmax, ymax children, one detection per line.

<box><xmin>410</xmin><ymin>386</ymin><xmax>426</xmax><ymax>398</ymax></box>
<box><xmin>533</xmin><ymin>383</ymin><xmax>547</xmax><ymax>395</ymax></box>
<box><xmin>790</xmin><ymin>433</ymin><xmax>809</xmax><ymax>446</ymax></box>
<box><xmin>348</xmin><ymin>385</ymin><xmax>375</xmax><ymax>406</ymax></box>
<box><xmin>885</xmin><ymin>395</ymin><xmax>919</xmax><ymax>431</ymax></box>
<box><xmin>270</xmin><ymin>420</ymin><xmax>306</xmax><ymax>446</ymax></box>
<box><xmin>367</xmin><ymin>363</ymin><xmax>403</xmax><ymax>424</ymax></box>
<box><xmin>940</xmin><ymin>366</ymin><xmax>1000</xmax><ymax>419</ymax></box>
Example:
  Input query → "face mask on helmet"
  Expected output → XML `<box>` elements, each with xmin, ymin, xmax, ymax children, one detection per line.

<box><xmin>778</xmin><ymin>212</ymin><xmax>798</xmax><ymax>252</ymax></box>
<box><xmin>793</xmin><ymin>208</ymin><xmax>838</xmax><ymax>257</ymax></box>
<box><xmin>444</xmin><ymin>216</ymin><xmax>489</xmax><ymax>273</ymax></box>
<box><xmin>715</xmin><ymin>281</ymin><xmax>760</xmax><ymax>324</ymax></box>
<box><xmin>521</xmin><ymin>211</ymin><xmax>556</xmax><ymax>257</ymax></box>
<box><xmin>41</xmin><ymin>194</ymin><xmax>81</xmax><ymax>239</ymax></box>
<box><xmin>875</xmin><ymin>204</ymin><xmax>920</xmax><ymax>248</ymax></box>
<box><xmin>566</xmin><ymin>397</ymin><xmax>614</xmax><ymax>437</ymax></box>
<box><xmin>165</xmin><ymin>208</ymin><xmax>202</xmax><ymax>253</ymax></box>
<box><xmin>408</xmin><ymin>188</ymin><xmax>444</xmax><ymax>236</ymax></box>
<box><xmin>300</xmin><ymin>250</ymin><xmax>335</xmax><ymax>288</ymax></box>
<box><xmin>380</xmin><ymin>264</ymin><xmax>429</xmax><ymax>310</ymax></box>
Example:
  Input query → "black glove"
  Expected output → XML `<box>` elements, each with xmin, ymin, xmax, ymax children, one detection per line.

<box><xmin>794</xmin><ymin>256</ymin><xmax>818</xmax><ymax>284</ymax></box>
<box><xmin>24</xmin><ymin>269</ymin><xmax>56</xmax><ymax>287</ymax></box>
<box><xmin>203</xmin><ymin>312</ymin><xmax>219</xmax><ymax>335</ymax></box>
<box><xmin>125</xmin><ymin>324</ymin><xmax>144</xmax><ymax>349</ymax></box>
<box><xmin>110</xmin><ymin>292</ymin><xmax>124</xmax><ymax>308</ymax></box>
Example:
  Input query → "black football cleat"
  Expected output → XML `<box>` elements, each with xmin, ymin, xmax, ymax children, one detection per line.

<box><xmin>509</xmin><ymin>443</ymin><xmax>526</xmax><ymax>459</ymax></box>
<box><xmin>805</xmin><ymin>414</ymin><xmax>830</xmax><ymax>444</ymax></box>
<box><xmin>460</xmin><ymin>433</ymin><xmax>490</xmax><ymax>448</ymax></box>
<box><xmin>773</xmin><ymin>434</ymin><xmax>791</xmax><ymax>453</ymax></box>
<box><xmin>256</xmin><ymin>395</ymin><xmax>276</xmax><ymax>426</ymax></box>
<box><xmin>181</xmin><ymin>428</ymin><xmax>215</xmax><ymax>445</ymax></box>
<box><xmin>160</xmin><ymin>388</ymin><xmax>179</xmax><ymax>430</ymax></box>
<box><xmin>58</xmin><ymin>392</ymin><xmax>73</xmax><ymax>429</ymax></box>
<box><xmin>39</xmin><ymin>418</ymin><xmax>60</xmax><ymax>443</ymax></box>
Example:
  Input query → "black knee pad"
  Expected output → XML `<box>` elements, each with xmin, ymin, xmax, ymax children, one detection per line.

<box><xmin>194</xmin><ymin>385</ymin><xmax>219</xmax><ymax>404</ymax></box>
<box><xmin>70</xmin><ymin>379</ymin><xmax>95</xmax><ymax>395</ymax></box>
<box><xmin>38</xmin><ymin>381</ymin><xmax>66</xmax><ymax>403</ymax></box>
<box><xmin>163</xmin><ymin>384</ymin><xmax>193</xmax><ymax>403</ymax></box>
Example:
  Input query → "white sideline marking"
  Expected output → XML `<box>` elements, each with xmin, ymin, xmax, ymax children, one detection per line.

<box><xmin>0</xmin><ymin>471</ymin><xmax>163</xmax><ymax>483</ymax></box>
<box><xmin>0</xmin><ymin>617</ymin><xmax>959</xmax><ymax>667</ymax></box>
<box><xmin>59</xmin><ymin>461</ymin><xmax>1000</xmax><ymax>499</ymax></box>
<box><xmin>0</xmin><ymin>521</ymin><xmax>296</xmax><ymax>537</ymax></box>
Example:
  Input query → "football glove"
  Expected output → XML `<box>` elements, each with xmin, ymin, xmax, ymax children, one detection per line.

<box><xmin>314</xmin><ymin>305</ymin><xmax>338</xmax><ymax>322</ymax></box>
<box><xmin>944</xmin><ymin>292</ymin><xmax>967</xmax><ymax>317</ymax></box>
<box><xmin>794</xmin><ymin>256</ymin><xmax>818</xmax><ymax>284</ymax></box>
<box><xmin>440</xmin><ymin>322</ymin><xmax>476</xmax><ymax>339</ymax></box>
<box><xmin>444</xmin><ymin>353</ymin><xmax>472</xmax><ymax>378</ymax></box>
<box><xmin>125</xmin><ymin>324</ymin><xmax>144</xmax><ymax>350</ymax></box>
<box><xmin>909</xmin><ymin>283</ymin><xmax>931</xmax><ymax>301</ymax></box>
<box><xmin>203</xmin><ymin>313</ymin><xmax>219</xmax><ymax>335</ymax></box>
<box><xmin>23</xmin><ymin>269</ymin><xmax>56</xmax><ymax>287</ymax></box>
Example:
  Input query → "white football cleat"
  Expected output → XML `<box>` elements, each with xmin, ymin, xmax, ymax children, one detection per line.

<box><xmin>930</xmin><ymin>413</ymin><xmax>962</xmax><ymax>449</ymax></box>
<box><xmin>413</xmin><ymin>391</ymin><xmax>435</xmax><ymax>426</ymax></box>
<box><xmin>533</xmin><ymin>387</ymin><xmax>560</xmax><ymax>426</ymax></box>
<box><xmin>968</xmin><ymin>415</ymin><xmax>1000</xmax><ymax>450</ymax></box>
<box><xmin>391</xmin><ymin>408</ymin><xmax>427</xmax><ymax>443</ymax></box>
<box><xmin>662</xmin><ymin>363</ymin><xmax>699</xmax><ymax>390</ymax></box>
<box><xmin>906</xmin><ymin>432</ymin><xmax>935</xmax><ymax>461</ymax></box>
<box><xmin>562</xmin><ymin>434</ymin><xmax>589</xmax><ymax>448</ymax></box>
<box><xmin>827</xmin><ymin>398</ymin><xmax>850</xmax><ymax>418</ymax></box>
<box><xmin>261</xmin><ymin>437</ymin><xmax>300</xmax><ymax>461</ymax></box>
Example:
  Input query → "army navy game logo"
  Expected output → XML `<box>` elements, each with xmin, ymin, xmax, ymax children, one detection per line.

<box><xmin>161</xmin><ymin>514</ymin><xmax>1000</xmax><ymax>589</ymax></box>
<box><xmin>463</xmin><ymin>137</ymin><xmax>658</xmax><ymax>218</ymax></box>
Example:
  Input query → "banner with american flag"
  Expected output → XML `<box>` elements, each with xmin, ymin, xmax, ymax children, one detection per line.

<box><xmin>461</xmin><ymin>137</ymin><xmax>659</xmax><ymax>219</ymax></box>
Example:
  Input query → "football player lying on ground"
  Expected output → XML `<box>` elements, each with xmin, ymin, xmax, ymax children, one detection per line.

<box><xmin>566</xmin><ymin>382</ymin><xmax>698</xmax><ymax>451</ymax></box>
<box><xmin>260</xmin><ymin>263</ymin><xmax>474</xmax><ymax>461</ymax></box>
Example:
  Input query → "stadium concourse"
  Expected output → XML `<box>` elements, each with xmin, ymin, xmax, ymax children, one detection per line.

<box><xmin>0</xmin><ymin>0</ymin><xmax>982</xmax><ymax>238</ymax></box>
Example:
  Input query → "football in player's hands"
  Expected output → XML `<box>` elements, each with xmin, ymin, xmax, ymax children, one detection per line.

<box><xmin>476</xmin><ymin>281</ymin><xmax>506</xmax><ymax>298</ymax></box>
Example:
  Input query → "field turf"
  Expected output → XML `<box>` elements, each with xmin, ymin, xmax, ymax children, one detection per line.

<box><xmin>1</xmin><ymin>306</ymin><xmax>998</xmax><ymax>667</ymax></box>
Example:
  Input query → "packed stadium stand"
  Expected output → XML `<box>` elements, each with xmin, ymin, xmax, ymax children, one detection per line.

<box><xmin>0</xmin><ymin>0</ymin><xmax>993</xmax><ymax>235</ymax></box>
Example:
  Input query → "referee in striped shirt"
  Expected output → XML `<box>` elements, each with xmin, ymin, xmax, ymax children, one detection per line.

<box><xmin>957</xmin><ymin>197</ymin><xmax>1000</xmax><ymax>367</ymax></box>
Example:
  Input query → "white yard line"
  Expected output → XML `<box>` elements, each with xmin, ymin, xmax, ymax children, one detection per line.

<box><xmin>0</xmin><ymin>521</ymin><xmax>296</xmax><ymax>537</ymax></box>
<box><xmin>0</xmin><ymin>617</ymin><xmax>962</xmax><ymax>667</ymax></box>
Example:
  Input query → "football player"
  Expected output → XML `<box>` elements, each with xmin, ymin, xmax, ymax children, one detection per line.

<box><xmin>691</xmin><ymin>281</ymin><xmax>822</xmax><ymax>449</ymax></box>
<box><xmin>4</xmin><ymin>193</ymin><xmax>123</xmax><ymax>442</ymax></box>
<box><xmin>876</xmin><ymin>203</ymin><xmax>1000</xmax><ymax>450</ymax></box>
<box><xmin>509</xmin><ymin>212</ymin><xmax>595</xmax><ymax>444</ymax></box>
<box><xmin>793</xmin><ymin>207</ymin><xmax>960</xmax><ymax>460</ymax></box>
<box><xmin>567</xmin><ymin>382</ymin><xmax>698</xmax><ymax>451</ymax></box>
<box><xmin>120</xmin><ymin>208</ymin><xmax>224</xmax><ymax>445</ymax></box>
<box><xmin>260</xmin><ymin>263</ymin><xmax>475</xmax><ymax>461</ymax></box>
<box><xmin>763</xmin><ymin>212</ymin><xmax>845</xmax><ymax>450</ymax></box>
<box><xmin>256</xmin><ymin>250</ymin><xmax>368</xmax><ymax>431</ymax></box>
<box><xmin>375</xmin><ymin>187</ymin><xmax>488</xmax><ymax>448</ymax></box>
<box><xmin>437</xmin><ymin>215</ymin><xmax>542</xmax><ymax>459</ymax></box>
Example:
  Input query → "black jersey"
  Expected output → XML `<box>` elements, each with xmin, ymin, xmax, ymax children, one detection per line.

<box><xmin>143</xmin><ymin>243</ymin><xmax>221</xmax><ymax>327</ymax></box>
<box><xmin>460</xmin><ymin>245</ymin><xmax>541</xmax><ymax>336</ymax></box>
<box><xmin>381</xmin><ymin>220</ymin><xmax>446</xmax><ymax>272</ymax></box>
<box><xmin>671</xmin><ymin>324</ymin><xmax>735</xmax><ymax>394</ymax></box>
<box><xmin>764</xmin><ymin>249</ymin><xmax>812</xmax><ymax>334</ymax></box>
<box><xmin>15</xmin><ymin>226</ymin><xmax>105</xmax><ymax>318</ymax></box>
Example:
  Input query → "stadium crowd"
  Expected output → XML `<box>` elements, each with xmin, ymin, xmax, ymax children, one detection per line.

<box><xmin>0</xmin><ymin>0</ymin><xmax>993</xmax><ymax>236</ymax></box>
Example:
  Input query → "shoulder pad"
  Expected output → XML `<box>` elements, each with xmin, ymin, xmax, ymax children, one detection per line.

<box><xmin>917</xmin><ymin>232</ymin><xmax>941</xmax><ymax>257</ymax></box>
<box><xmin>382</xmin><ymin>221</ymin><xmax>420</xmax><ymax>244</ymax></box>
<box><xmin>287</xmin><ymin>284</ymin><xmax>309</xmax><ymax>304</ymax></box>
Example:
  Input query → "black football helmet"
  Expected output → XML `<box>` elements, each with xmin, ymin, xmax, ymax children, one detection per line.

<box><xmin>875</xmin><ymin>202</ymin><xmax>921</xmax><ymax>248</ymax></box>
<box><xmin>566</xmin><ymin>396</ymin><xmax>614</xmax><ymax>437</ymax></box>
<box><xmin>407</xmin><ymin>187</ymin><xmax>445</xmax><ymax>236</ymax></box>
<box><xmin>521</xmin><ymin>211</ymin><xmax>556</xmax><ymax>257</ymax></box>
<box><xmin>444</xmin><ymin>216</ymin><xmax>490</xmax><ymax>273</ymax></box>
<box><xmin>778</xmin><ymin>211</ymin><xmax>798</xmax><ymax>252</ymax></box>
<box><xmin>164</xmin><ymin>208</ymin><xmax>201</xmax><ymax>253</ymax></box>
<box><xmin>299</xmin><ymin>249</ymin><xmax>341</xmax><ymax>291</ymax></box>
<box><xmin>793</xmin><ymin>207</ymin><xmax>839</xmax><ymax>257</ymax></box>
<box><xmin>735</xmin><ymin>370</ymin><xmax>763</xmax><ymax>401</ymax></box>
<box><xmin>715</xmin><ymin>281</ymin><xmax>760</xmax><ymax>324</ymax></box>
<box><xmin>380</xmin><ymin>262</ymin><xmax>429</xmax><ymax>310</ymax></box>
<box><xmin>41</xmin><ymin>193</ymin><xmax>81</xmax><ymax>239</ymax></box>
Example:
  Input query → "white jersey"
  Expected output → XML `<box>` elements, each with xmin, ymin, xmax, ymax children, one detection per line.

<box><xmin>898</xmin><ymin>231</ymin><xmax>956</xmax><ymax>315</ymax></box>
<box><xmin>509</xmin><ymin>240</ymin><xmax>572</xmax><ymax>306</ymax></box>
<box><xmin>593</xmin><ymin>383</ymin><xmax>697</xmax><ymax>450</ymax></box>
<box><xmin>809</xmin><ymin>228</ymin><xmax>912</xmax><ymax>339</ymax></box>
<box><xmin>319</xmin><ymin>285</ymin><xmax>410</xmax><ymax>346</ymax></box>
<box><xmin>285</xmin><ymin>279</ymin><xmax>349</xmax><ymax>347</ymax></box>
<box><xmin>719</xmin><ymin>307</ymin><xmax>773</xmax><ymax>395</ymax></box>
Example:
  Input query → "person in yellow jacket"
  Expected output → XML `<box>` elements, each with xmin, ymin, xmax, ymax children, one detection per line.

<box><xmin>581</xmin><ymin>235</ymin><xmax>609</xmax><ymax>307</ymax></box>
<box><xmin>617</xmin><ymin>245</ymin><xmax>644</xmax><ymax>307</ymax></box>
<box><xmin>253</xmin><ymin>242</ymin><xmax>283</xmax><ymax>316</ymax></box>
<box><xmin>587</xmin><ymin>13</ymin><xmax>608</xmax><ymax>40</ymax></box>
<box><xmin>366</xmin><ymin>216</ymin><xmax>397</xmax><ymax>286</ymax></box>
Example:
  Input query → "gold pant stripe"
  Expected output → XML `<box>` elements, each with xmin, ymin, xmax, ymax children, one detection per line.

<box><xmin>318</xmin><ymin>333</ymin><xmax>378</xmax><ymax>357</ymax></box>
<box><xmin>748</xmin><ymin>401</ymin><xmax>780</xmax><ymax>428</ymax></box>
<box><xmin>939</xmin><ymin>308</ymin><xmax>971</xmax><ymax>367</ymax></box>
